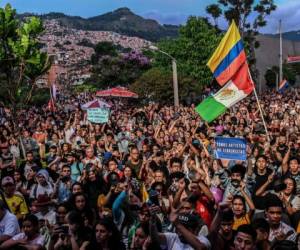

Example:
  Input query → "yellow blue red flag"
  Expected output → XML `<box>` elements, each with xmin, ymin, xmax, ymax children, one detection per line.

<box><xmin>207</xmin><ymin>21</ymin><xmax>246</xmax><ymax>86</ymax></box>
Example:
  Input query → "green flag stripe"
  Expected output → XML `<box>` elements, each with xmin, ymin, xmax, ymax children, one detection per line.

<box><xmin>195</xmin><ymin>96</ymin><xmax>227</xmax><ymax>122</ymax></box>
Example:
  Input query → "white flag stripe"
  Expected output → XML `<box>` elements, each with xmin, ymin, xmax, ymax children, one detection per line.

<box><xmin>214</xmin><ymin>80</ymin><xmax>248</xmax><ymax>108</ymax></box>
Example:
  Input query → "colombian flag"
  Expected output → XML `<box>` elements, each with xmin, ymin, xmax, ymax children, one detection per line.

<box><xmin>278</xmin><ymin>79</ymin><xmax>289</xmax><ymax>93</ymax></box>
<box><xmin>207</xmin><ymin>21</ymin><xmax>246</xmax><ymax>86</ymax></box>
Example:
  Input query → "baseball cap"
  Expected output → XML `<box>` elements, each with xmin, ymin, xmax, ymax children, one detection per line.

<box><xmin>177</xmin><ymin>212</ymin><xmax>200</xmax><ymax>230</ymax></box>
<box><xmin>1</xmin><ymin>176</ymin><xmax>14</xmax><ymax>186</ymax></box>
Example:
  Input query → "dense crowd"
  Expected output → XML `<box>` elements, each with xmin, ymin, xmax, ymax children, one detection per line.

<box><xmin>0</xmin><ymin>88</ymin><xmax>299</xmax><ymax>250</ymax></box>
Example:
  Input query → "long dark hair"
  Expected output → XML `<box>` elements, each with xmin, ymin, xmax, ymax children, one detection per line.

<box><xmin>67</xmin><ymin>192</ymin><xmax>95</xmax><ymax>226</ymax></box>
<box><xmin>95</xmin><ymin>217</ymin><xmax>125</xmax><ymax>250</ymax></box>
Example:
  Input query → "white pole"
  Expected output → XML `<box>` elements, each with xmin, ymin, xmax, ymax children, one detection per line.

<box><xmin>248</xmin><ymin>69</ymin><xmax>270</xmax><ymax>142</ymax></box>
<box><xmin>279</xmin><ymin>19</ymin><xmax>283</xmax><ymax>89</ymax></box>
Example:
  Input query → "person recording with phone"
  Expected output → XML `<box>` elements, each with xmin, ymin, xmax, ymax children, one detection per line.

<box><xmin>54</xmin><ymin>165</ymin><xmax>74</xmax><ymax>204</ymax></box>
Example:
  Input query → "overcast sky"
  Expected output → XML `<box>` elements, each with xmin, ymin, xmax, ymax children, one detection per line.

<box><xmin>1</xmin><ymin>0</ymin><xmax>299</xmax><ymax>33</ymax></box>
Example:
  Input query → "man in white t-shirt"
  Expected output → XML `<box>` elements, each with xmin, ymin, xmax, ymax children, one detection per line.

<box><xmin>150</xmin><ymin>207</ymin><xmax>211</xmax><ymax>250</ymax></box>
<box><xmin>0</xmin><ymin>200</ymin><xmax>20</xmax><ymax>244</ymax></box>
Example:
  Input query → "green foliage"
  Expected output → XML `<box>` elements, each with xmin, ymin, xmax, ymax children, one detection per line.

<box><xmin>264</xmin><ymin>66</ymin><xmax>278</xmax><ymax>88</ymax></box>
<box><xmin>72</xmin><ymin>84</ymin><xmax>97</xmax><ymax>94</ymax></box>
<box><xmin>89</xmin><ymin>48</ymin><xmax>150</xmax><ymax>89</ymax></box>
<box><xmin>206</xmin><ymin>0</ymin><xmax>277</xmax><ymax>80</ymax></box>
<box><xmin>130</xmin><ymin>67</ymin><xmax>202</xmax><ymax>104</ymax></box>
<box><xmin>206</xmin><ymin>4</ymin><xmax>222</xmax><ymax>26</ymax></box>
<box><xmin>152</xmin><ymin>17</ymin><xmax>221</xmax><ymax>88</ymax></box>
<box><xmin>0</xmin><ymin>4</ymin><xmax>50</xmax><ymax>114</ymax></box>
<box><xmin>130</xmin><ymin>68</ymin><xmax>173</xmax><ymax>103</ymax></box>
<box><xmin>264</xmin><ymin>65</ymin><xmax>296</xmax><ymax>88</ymax></box>
<box><xmin>30</xmin><ymin>88</ymin><xmax>50</xmax><ymax>106</ymax></box>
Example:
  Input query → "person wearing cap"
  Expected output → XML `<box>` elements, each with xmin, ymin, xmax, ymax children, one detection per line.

<box><xmin>0</xmin><ymin>176</ymin><xmax>28</xmax><ymax>220</ymax></box>
<box><xmin>265</xmin><ymin>195</ymin><xmax>297</xmax><ymax>243</ymax></box>
<box><xmin>150</xmin><ymin>208</ymin><xmax>211</xmax><ymax>250</ymax></box>
<box><xmin>0</xmin><ymin>200</ymin><xmax>20</xmax><ymax>244</ymax></box>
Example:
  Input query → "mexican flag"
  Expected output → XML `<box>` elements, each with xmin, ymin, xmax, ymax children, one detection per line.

<box><xmin>196</xmin><ymin>63</ymin><xmax>253</xmax><ymax>122</ymax></box>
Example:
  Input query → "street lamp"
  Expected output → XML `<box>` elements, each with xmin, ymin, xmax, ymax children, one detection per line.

<box><xmin>148</xmin><ymin>45</ymin><xmax>179</xmax><ymax>107</ymax></box>
<box><xmin>267</xmin><ymin>68</ymin><xmax>279</xmax><ymax>90</ymax></box>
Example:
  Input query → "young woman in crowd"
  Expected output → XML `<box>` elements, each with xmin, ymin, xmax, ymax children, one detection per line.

<box><xmin>0</xmin><ymin>89</ymin><xmax>299</xmax><ymax>250</ymax></box>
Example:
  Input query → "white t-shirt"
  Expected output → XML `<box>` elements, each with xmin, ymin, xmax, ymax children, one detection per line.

<box><xmin>12</xmin><ymin>233</ymin><xmax>45</xmax><ymax>246</ymax></box>
<box><xmin>34</xmin><ymin>210</ymin><xmax>56</xmax><ymax>226</ymax></box>
<box><xmin>162</xmin><ymin>232</ymin><xmax>211</xmax><ymax>250</ymax></box>
<box><xmin>29</xmin><ymin>183</ymin><xmax>54</xmax><ymax>200</ymax></box>
<box><xmin>0</xmin><ymin>211</ymin><xmax>20</xmax><ymax>237</ymax></box>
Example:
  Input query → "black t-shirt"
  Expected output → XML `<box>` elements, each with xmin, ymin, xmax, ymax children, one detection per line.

<box><xmin>252</xmin><ymin>168</ymin><xmax>274</xmax><ymax>209</ymax></box>
<box><xmin>126</xmin><ymin>160</ymin><xmax>142</xmax><ymax>176</ymax></box>
<box><xmin>253</xmin><ymin>168</ymin><xmax>274</xmax><ymax>193</ymax></box>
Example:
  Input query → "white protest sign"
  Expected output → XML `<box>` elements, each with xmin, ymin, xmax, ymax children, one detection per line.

<box><xmin>87</xmin><ymin>108</ymin><xmax>110</xmax><ymax>123</ymax></box>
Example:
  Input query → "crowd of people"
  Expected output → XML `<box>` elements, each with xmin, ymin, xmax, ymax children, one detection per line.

<box><xmin>0</xmin><ymin>88</ymin><xmax>299</xmax><ymax>250</ymax></box>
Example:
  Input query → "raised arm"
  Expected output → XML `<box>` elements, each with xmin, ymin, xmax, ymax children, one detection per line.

<box><xmin>169</xmin><ymin>210</ymin><xmax>207</xmax><ymax>250</ymax></box>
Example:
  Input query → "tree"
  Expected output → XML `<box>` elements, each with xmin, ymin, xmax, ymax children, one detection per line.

<box><xmin>264</xmin><ymin>65</ymin><xmax>296</xmax><ymax>88</ymax></box>
<box><xmin>89</xmin><ymin>50</ymin><xmax>150</xmax><ymax>88</ymax></box>
<box><xmin>0</xmin><ymin>4</ymin><xmax>50</xmax><ymax>125</ymax></box>
<box><xmin>130</xmin><ymin>67</ymin><xmax>202</xmax><ymax>104</ymax></box>
<box><xmin>206</xmin><ymin>0</ymin><xmax>276</xmax><ymax>80</ymax></box>
<box><xmin>91</xmin><ymin>41</ymin><xmax>118</xmax><ymax>64</ymax></box>
<box><xmin>206</xmin><ymin>4</ymin><xmax>222</xmax><ymax>26</ymax></box>
<box><xmin>151</xmin><ymin>17</ymin><xmax>221</xmax><ymax>89</ymax></box>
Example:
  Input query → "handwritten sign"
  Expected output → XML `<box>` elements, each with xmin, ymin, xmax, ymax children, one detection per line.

<box><xmin>87</xmin><ymin>108</ymin><xmax>109</xmax><ymax>123</ymax></box>
<box><xmin>215</xmin><ymin>137</ymin><xmax>247</xmax><ymax>161</ymax></box>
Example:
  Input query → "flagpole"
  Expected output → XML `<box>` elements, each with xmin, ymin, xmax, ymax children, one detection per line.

<box><xmin>49</xmin><ymin>84</ymin><xmax>55</xmax><ymax>113</ymax></box>
<box><xmin>248</xmin><ymin>69</ymin><xmax>270</xmax><ymax>142</ymax></box>
<box><xmin>279</xmin><ymin>19</ymin><xmax>283</xmax><ymax>90</ymax></box>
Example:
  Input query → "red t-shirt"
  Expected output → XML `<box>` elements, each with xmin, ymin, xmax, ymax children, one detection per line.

<box><xmin>195</xmin><ymin>195</ymin><xmax>213</xmax><ymax>227</ymax></box>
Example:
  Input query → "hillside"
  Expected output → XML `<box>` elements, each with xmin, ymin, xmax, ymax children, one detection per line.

<box><xmin>19</xmin><ymin>8</ymin><xmax>179</xmax><ymax>42</ymax></box>
<box><xmin>267</xmin><ymin>30</ymin><xmax>300</xmax><ymax>42</ymax></box>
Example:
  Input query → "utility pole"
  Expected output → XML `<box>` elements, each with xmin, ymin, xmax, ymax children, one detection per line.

<box><xmin>279</xmin><ymin>19</ymin><xmax>283</xmax><ymax>90</ymax></box>
<box><xmin>172</xmin><ymin>59</ymin><xmax>179</xmax><ymax>107</ymax></box>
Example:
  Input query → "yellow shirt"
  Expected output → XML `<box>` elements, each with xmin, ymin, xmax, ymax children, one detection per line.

<box><xmin>1</xmin><ymin>193</ymin><xmax>29</xmax><ymax>219</ymax></box>
<box><xmin>233</xmin><ymin>214</ymin><xmax>251</xmax><ymax>230</ymax></box>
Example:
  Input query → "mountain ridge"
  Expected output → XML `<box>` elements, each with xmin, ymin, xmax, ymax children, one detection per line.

<box><xmin>18</xmin><ymin>7</ymin><xmax>179</xmax><ymax>42</ymax></box>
